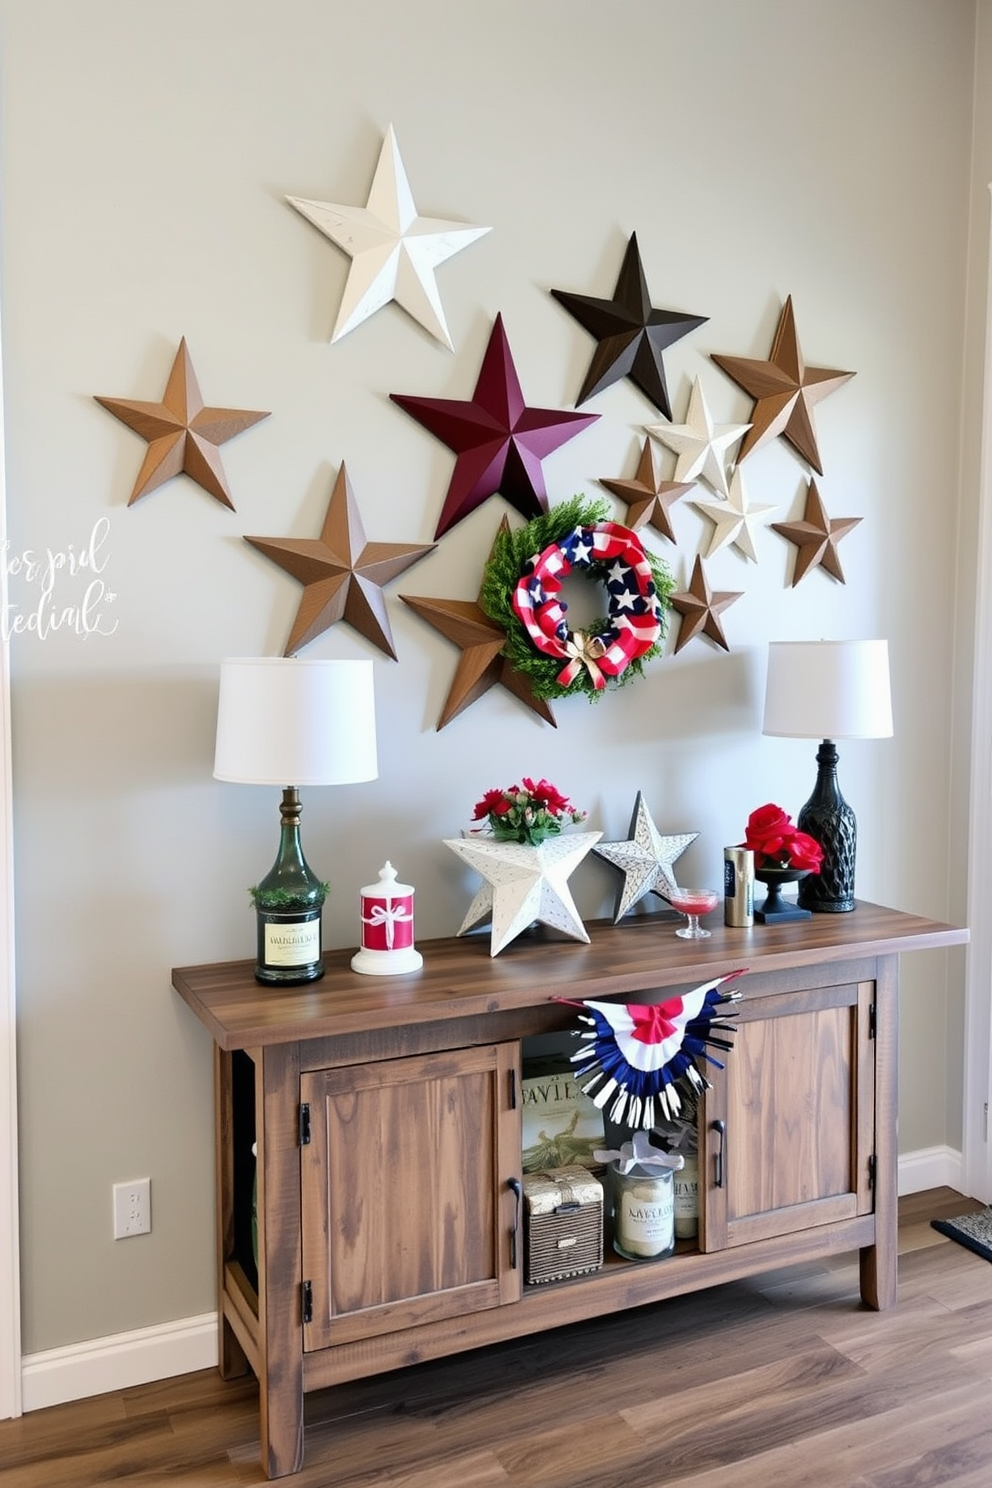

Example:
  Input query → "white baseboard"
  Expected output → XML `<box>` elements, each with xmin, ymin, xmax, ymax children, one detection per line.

<box><xmin>20</xmin><ymin>1311</ymin><xmax>218</xmax><ymax>1413</ymax></box>
<box><xmin>16</xmin><ymin>1145</ymin><xmax>968</xmax><ymax>1414</ymax></box>
<box><xmin>898</xmin><ymin>1144</ymin><xmax>965</xmax><ymax>1196</ymax></box>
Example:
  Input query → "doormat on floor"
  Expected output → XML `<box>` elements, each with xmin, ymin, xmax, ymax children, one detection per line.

<box><xmin>931</xmin><ymin>1207</ymin><xmax>992</xmax><ymax>1263</ymax></box>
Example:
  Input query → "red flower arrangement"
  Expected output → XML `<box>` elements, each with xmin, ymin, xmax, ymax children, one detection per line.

<box><xmin>472</xmin><ymin>777</ymin><xmax>587</xmax><ymax>846</ymax></box>
<box><xmin>743</xmin><ymin>803</ymin><xmax>824</xmax><ymax>872</ymax></box>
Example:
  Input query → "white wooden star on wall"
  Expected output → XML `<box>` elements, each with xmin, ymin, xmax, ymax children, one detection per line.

<box><xmin>691</xmin><ymin>466</ymin><xmax>777</xmax><ymax>562</ymax></box>
<box><xmin>443</xmin><ymin>832</ymin><xmax>602</xmax><ymax>957</ymax></box>
<box><xmin>287</xmin><ymin>124</ymin><xmax>491</xmax><ymax>348</ymax></box>
<box><xmin>645</xmin><ymin>376</ymin><xmax>749</xmax><ymax>498</ymax></box>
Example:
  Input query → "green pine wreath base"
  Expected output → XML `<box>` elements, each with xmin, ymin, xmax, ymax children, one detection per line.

<box><xmin>479</xmin><ymin>495</ymin><xmax>674</xmax><ymax>702</ymax></box>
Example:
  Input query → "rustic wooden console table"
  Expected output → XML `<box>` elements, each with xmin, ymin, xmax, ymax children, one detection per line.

<box><xmin>172</xmin><ymin>900</ymin><xmax>966</xmax><ymax>1479</ymax></box>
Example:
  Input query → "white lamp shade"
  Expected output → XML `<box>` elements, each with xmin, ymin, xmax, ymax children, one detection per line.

<box><xmin>762</xmin><ymin>640</ymin><xmax>893</xmax><ymax>740</ymax></box>
<box><xmin>214</xmin><ymin>658</ymin><xmax>378</xmax><ymax>786</ymax></box>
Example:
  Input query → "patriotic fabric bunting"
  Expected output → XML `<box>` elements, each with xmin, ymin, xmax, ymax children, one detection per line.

<box><xmin>563</xmin><ymin>971</ymin><xmax>745</xmax><ymax>1129</ymax></box>
<box><xmin>512</xmin><ymin>521</ymin><xmax>662</xmax><ymax>691</ymax></box>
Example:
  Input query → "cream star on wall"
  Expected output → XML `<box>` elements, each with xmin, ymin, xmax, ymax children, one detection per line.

<box><xmin>691</xmin><ymin>466</ymin><xmax>777</xmax><ymax>562</ymax></box>
<box><xmin>443</xmin><ymin>832</ymin><xmax>602</xmax><ymax>956</ymax></box>
<box><xmin>645</xmin><ymin>377</ymin><xmax>749</xmax><ymax>498</ymax></box>
<box><xmin>287</xmin><ymin>124</ymin><xmax>491</xmax><ymax>347</ymax></box>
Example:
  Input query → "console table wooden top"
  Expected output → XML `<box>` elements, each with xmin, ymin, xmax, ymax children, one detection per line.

<box><xmin>173</xmin><ymin>899</ymin><xmax>968</xmax><ymax>1051</ymax></box>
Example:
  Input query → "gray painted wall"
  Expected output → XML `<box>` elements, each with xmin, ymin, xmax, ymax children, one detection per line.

<box><xmin>0</xmin><ymin>0</ymin><xmax>980</xmax><ymax>1352</ymax></box>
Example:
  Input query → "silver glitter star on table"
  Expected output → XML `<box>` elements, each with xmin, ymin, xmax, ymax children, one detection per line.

<box><xmin>594</xmin><ymin>792</ymin><xmax>698</xmax><ymax>921</ymax></box>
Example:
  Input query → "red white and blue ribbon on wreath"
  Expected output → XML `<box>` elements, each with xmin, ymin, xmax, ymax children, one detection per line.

<box><xmin>558</xmin><ymin>970</ymin><xmax>746</xmax><ymax>1128</ymax></box>
<box><xmin>511</xmin><ymin>521</ymin><xmax>661</xmax><ymax>691</ymax></box>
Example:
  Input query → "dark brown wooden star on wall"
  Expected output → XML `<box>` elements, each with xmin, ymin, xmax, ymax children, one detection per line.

<box><xmin>669</xmin><ymin>556</ymin><xmax>742</xmax><ymax>653</ymax></box>
<box><xmin>95</xmin><ymin>338</ymin><xmax>270</xmax><ymax>508</ymax></box>
<box><xmin>599</xmin><ymin>439</ymin><xmax>694</xmax><ymax>542</ymax></box>
<box><xmin>772</xmin><ymin>478</ymin><xmax>861</xmax><ymax>585</ymax></box>
<box><xmin>551</xmin><ymin>233</ymin><xmax>707</xmax><ymax>416</ymax></box>
<box><xmin>710</xmin><ymin>296</ymin><xmax>854</xmax><ymax>474</ymax></box>
<box><xmin>401</xmin><ymin>519</ymin><xmax>556</xmax><ymax>728</ymax></box>
<box><xmin>245</xmin><ymin>463</ymin><xmax>435</xmax><ymax>657</ymax></box>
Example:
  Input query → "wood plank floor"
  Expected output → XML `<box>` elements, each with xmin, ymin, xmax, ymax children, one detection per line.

<box><xmin>1</xmin><ymin>1188</ymin><xmax>990</xmax><ymax>1487</ymax></box>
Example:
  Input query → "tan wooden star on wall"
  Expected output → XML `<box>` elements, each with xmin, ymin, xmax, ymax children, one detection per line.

<box><xmin>401</xmin><ymin>519</ymin><xmax>556</xmax><ymax>729</ymax></box>
<box><xmin>95</xmin><ymin>338</ymin><xmax>270</xmax><ymax>509</ymax></box>
<box><xmin>711</xmin><ymin>297</ymin><xmax>854</xmax><ymax>475</ymax></box>
<box><xmin>599</xmin><ymin>439</ymin><xmax>694</xmax><ymax>543</ymax></box>
<box><xmin>669</xmin><ymin>555</ymin><xmax>742</xmax><ymax>652</ymax></box>
<box><xmin>245</xmin><ymin>462</ymin><xmax>435</xmax><ymax>657</ymax></box>
<box><xmin>772</xmin><ymin>478</ymin><xmax>861</xmax><ymax>585</ymax></box>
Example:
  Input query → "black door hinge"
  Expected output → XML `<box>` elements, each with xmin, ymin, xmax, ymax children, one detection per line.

<box><xmin>508</xmin><ymin>1068</ymin><xmax>517</xmax><ymax>1110</ymax></box>
<box><xmin>302</xmin><ymin>1280</ymin><xmax>313</xmax><ymax>1325</ymax></box>
<box><xmin>299</xmin><ymin>1103</ymin><xmax>311</xmax><ymax>1146</ymax></box>
<box><xmin>869</xmin><ymin>1003</ymin><xmax>877</xmax><ymax>1040</ymax></box>
<box><xmin>868</xmin><ymin>1154</ymin><xmax>876</xmax><ymax>1189</ymax></box>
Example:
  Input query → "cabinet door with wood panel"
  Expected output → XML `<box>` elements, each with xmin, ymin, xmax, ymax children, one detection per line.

<box><xmin>300</xmin><ymin>1042</ymin><xmax>522</xmax><ymax>1351</ymax></box>
<box><xmin>700</xmin><ymin>978</ymin><xmax>876</xmax><ymax>1251</ymax></box>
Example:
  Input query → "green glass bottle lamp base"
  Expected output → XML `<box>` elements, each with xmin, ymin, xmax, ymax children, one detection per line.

<box><xmin>250</xmin><ymin>786</ymin><xmax>328</xmax><ymax>986</ymax></box>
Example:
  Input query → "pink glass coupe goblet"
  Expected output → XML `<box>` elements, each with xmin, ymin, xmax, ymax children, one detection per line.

<box><xmin>668</xmin><ymin>887</ymin><xmax>720</xmax><ymax>939</ymax></box>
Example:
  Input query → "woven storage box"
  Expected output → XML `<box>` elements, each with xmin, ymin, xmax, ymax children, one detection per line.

<box><xmin>522</xmin><ymin>1165</ymin><xmax>604</xmax><ymax>1284</ymax></box>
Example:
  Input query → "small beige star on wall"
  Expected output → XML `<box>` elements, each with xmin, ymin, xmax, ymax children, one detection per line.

<box><xmin>772</xmin><ymin>478</ymin><xmax>862</xmax><ymax>585</ymax></box>
<box><xmin>669</xmin><ymin>555</ymin><xmax>743</xmax><ymax>653</ymax></box>
<box><xmin>95</xmin><ymin>338</ymin><xmax>270</xmax><ymax>509</ymax></box>
<box><xmin>645</xmin><ymin>376</ymin><xmax>749</xmax><ymax>498</ymax></box>
<box><xmin>245</xmin><ymin>462</ymin><xmax>435</xmax><ymax>657</ymax></box>
<box><xmin>691</xmin><ymin>465</ymin><xmax>777</xmax><ymax>562</ymax></box>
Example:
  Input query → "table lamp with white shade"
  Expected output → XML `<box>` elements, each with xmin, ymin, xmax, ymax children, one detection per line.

<box><xmin>762</xmin><ymin>640</ymin><xmax>892</xmax><ymax>913</ymax></box>
<box><xmin>214</xmin><ymin>657</ymin><xmax>378</xmax><ymax>983</ymax></box>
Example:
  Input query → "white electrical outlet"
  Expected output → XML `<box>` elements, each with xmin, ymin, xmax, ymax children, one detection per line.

<box><xmin>113</xmin><ymin>1178</ymin><xmax>151</xmax><ymax>1239</ymax></box>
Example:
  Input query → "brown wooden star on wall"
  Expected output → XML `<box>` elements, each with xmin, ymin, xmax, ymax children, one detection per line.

<box><xmin>669</xmin><ymin>556</ymin><xmax>742</xmax><ymax>652</ymax></box>
<box><xmin>95</xmin><ymin>338</ymin><xmax>270</xmax><ymax>508</ymax></box>
<box><xmin>599</xmin><ymin>439</ymin><xmax>694</xmax><ymax>542</ymax></box>
<box><xmin>401</xmin><ymin>519</ymin><xmax>556</xmax><ymax>728</ymax></box>
<box><xmin>772</xmin><ymin>478</ymin><xmax>861</xmax><ymax>585</ymax></box>
<box><xmin>245</xmin><ymin>463</ymin><xmax>435</xmax><ymax>657</ymax></box>
<box><xmin>711</xmin><ymin>296</ymin><xmax>854</xmax><ymax>475</ymax></box>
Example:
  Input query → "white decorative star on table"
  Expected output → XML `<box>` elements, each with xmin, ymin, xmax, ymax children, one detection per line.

<box><xmin>443</xmin><ymin>831</ymin><xmax>602</xmax><ymax>957</ymax></box>
<box><xmin>287</xmin><ymin>124</ymin><xmax>491</xmax><ymax>347</ymax></box>
<box><xmin>691</xmin><ymin>465</ymin><xmax>777</xmax><ymax>562</ymax></box>
<box><xmin>645</xmin><ymin>377</ymin><xmax>749</xmax><ymax>498</ymax></box>
<box><xmin>593</xmin><ymin>792</ymin><xmax>698</xmax><ymax>921</ymax></box>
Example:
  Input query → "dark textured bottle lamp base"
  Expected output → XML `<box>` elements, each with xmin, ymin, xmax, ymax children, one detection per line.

<box><xmin>796</xmin><ymin>739</ymin><xmax>858</xmax><ymax>913</ymax></box>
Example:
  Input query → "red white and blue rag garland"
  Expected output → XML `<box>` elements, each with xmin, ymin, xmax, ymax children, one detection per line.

<box><xmin>560</xmin><ymin>970</ymin><xmax>745</xmax><ymax>1129</ymax></box>
<box><xmin>512</xmin><ymin>521</ymin><xmax>662</xmax><ymax>692</ymax></box>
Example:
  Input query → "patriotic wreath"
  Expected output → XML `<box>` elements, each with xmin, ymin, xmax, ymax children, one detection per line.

<box><xmin>480</xmin><ymin>496</ymin><xmax>674</xmax><ymax>702</ymax></box>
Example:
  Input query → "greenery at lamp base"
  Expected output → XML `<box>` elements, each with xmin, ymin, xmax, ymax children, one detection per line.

<box><xmin>796</xmin><ymin>740</ymin><xmax>858</xmax><ymax>914</ymax></box>
<box><xmin>249</xmin><ymin>786</ymin><xmax>329</xmax><ymax>984</ymax></box>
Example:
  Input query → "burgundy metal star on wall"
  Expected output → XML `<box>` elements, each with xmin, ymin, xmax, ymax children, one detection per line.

<box><xmin>391</xmin><ymin>313</ymin><xmax>599</xmax><ymax>538</ymax></box>
<box><xmin>95</xmin><ymin>338</ymin><xmax>270</xmax><ymax>509</ymax></box>
<box><xmin>711</xmin><ymin>296</ymin><xmax>855</xmax><ymax>475</ymax></box>
<box><xmin>669</xmin><ymin>556</ymin><xmax>742</xmax><ymax>653</ymax></box>
<box><xmin>551</xmin><ymin>233</ymin><xmax>708</xmax><ymax>417</ymax></box>
<box><xmin>600</xmin><ymin>439</ymin><xmax>694</xmax><ymax>542</ymax></box>
<box><xmin>245</xmin><ymin>462</ymin><xmax>435</xmax><ymax>656</ymax></box>
<box><xmin>772</xmin><ymin>478</ymin><xmax>861</xmax><ymax>585</ymax></box>
<box><xmin>401</xmin><ymin>519</ymin><xmax>557</xmax><ymax>729</ymax></box>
